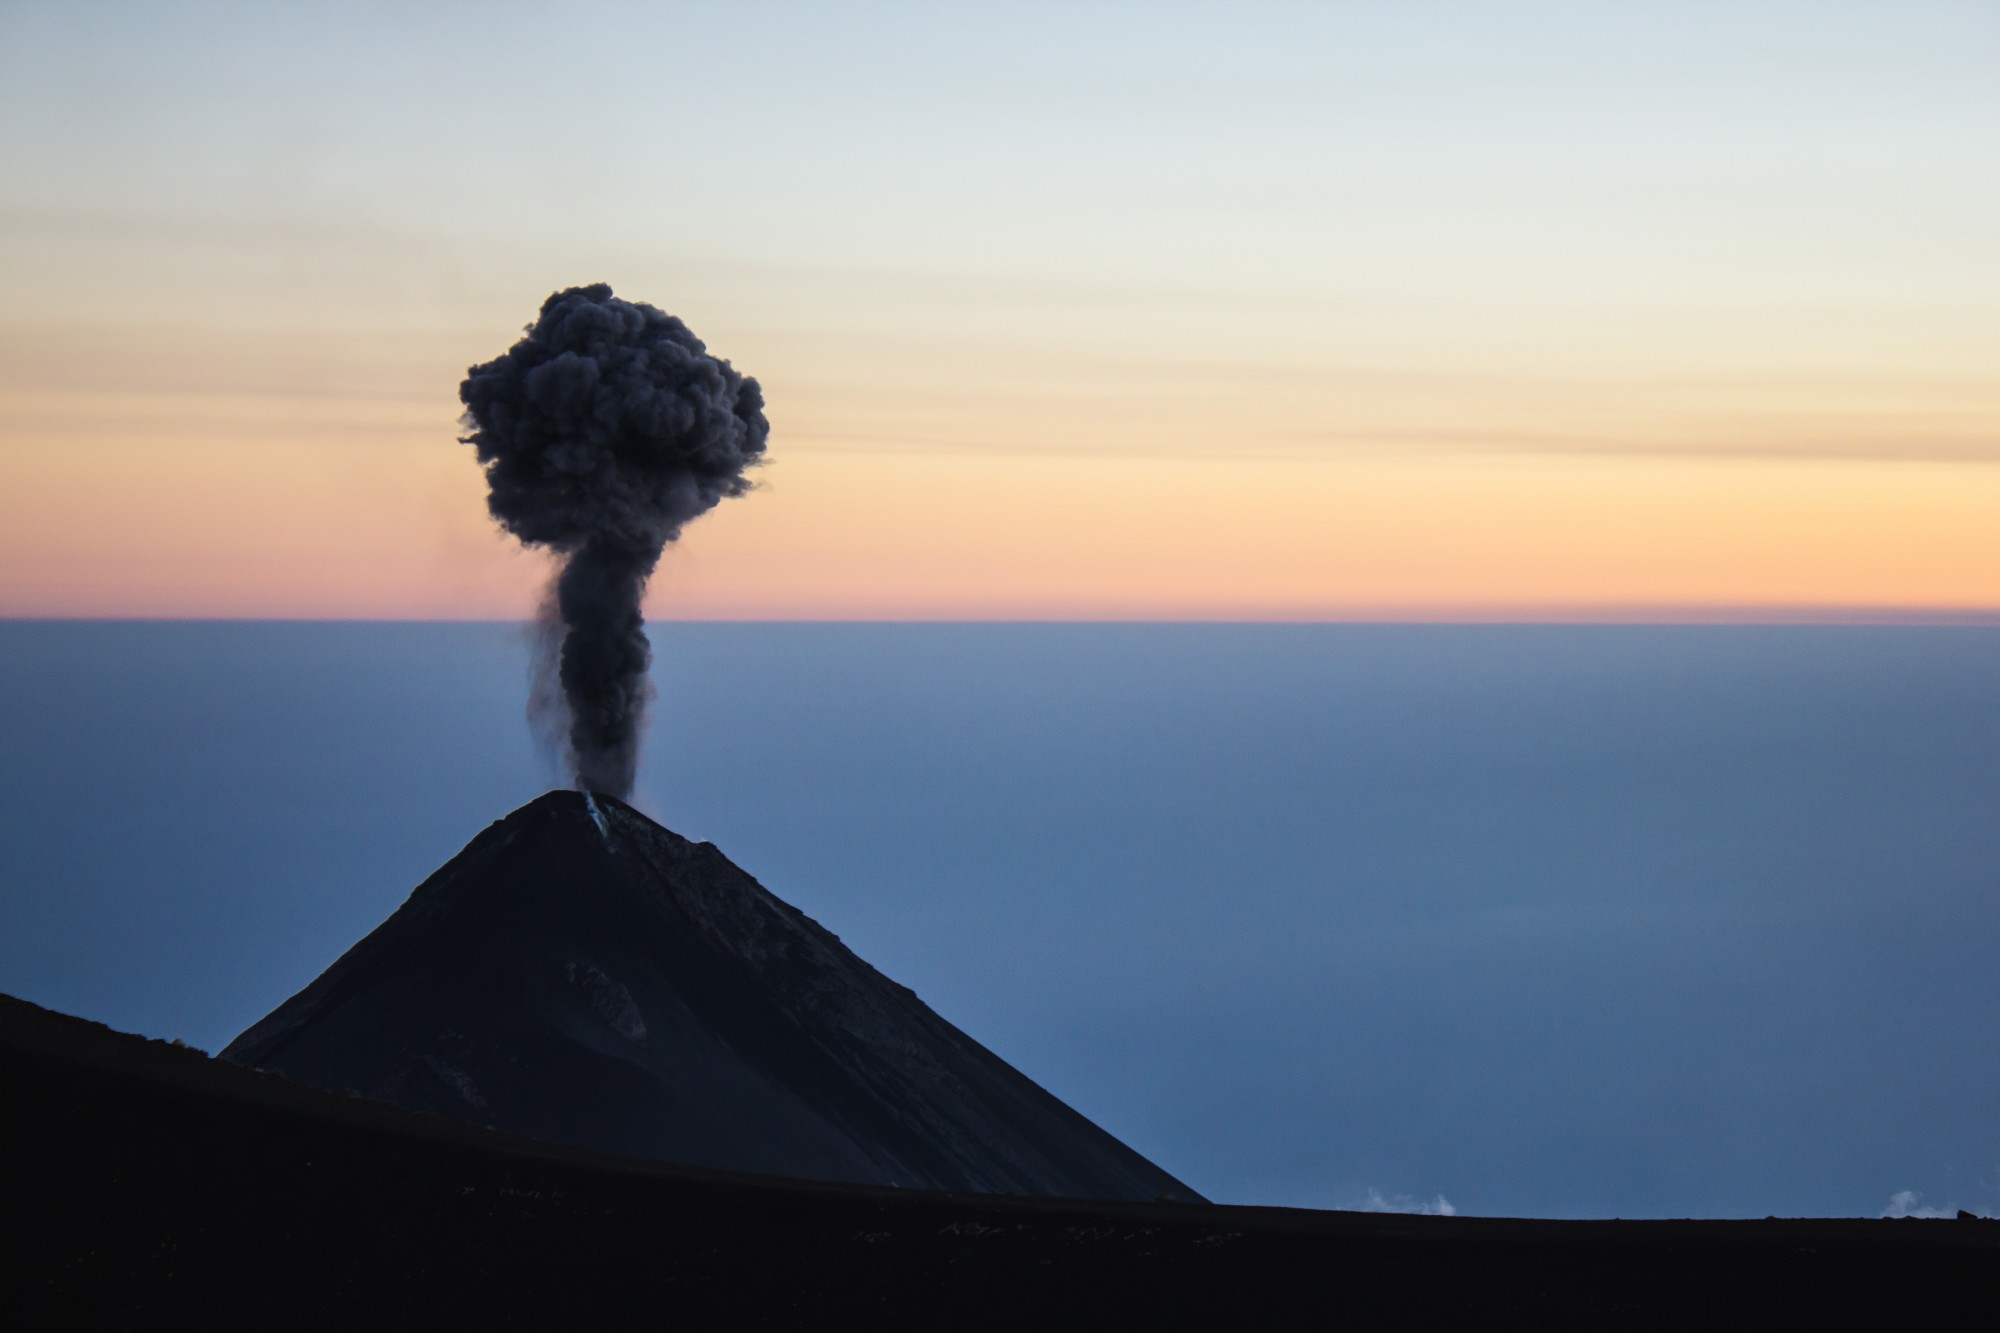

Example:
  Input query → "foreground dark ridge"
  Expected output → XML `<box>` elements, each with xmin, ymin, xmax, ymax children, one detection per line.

<box><xmin>4</xmin><ymin>996</ymin><xmax>1993</xmax><ymax>1324</ymax></box>
<box><xmin>222</xmin><ymin>791</ymin><xmax>1197</xmax><ymax>1201</ymax></box>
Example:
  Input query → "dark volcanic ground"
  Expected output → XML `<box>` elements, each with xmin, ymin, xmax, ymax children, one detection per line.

<box><xmin>221</xmin><ymin>791</ymin><xmax>1195</xmax><ymax>1201</ymax></box>
<box><xmin>4</xmin><ymin>995</ymin><xmax>1993</xmax><ymax>1325</ymax></box>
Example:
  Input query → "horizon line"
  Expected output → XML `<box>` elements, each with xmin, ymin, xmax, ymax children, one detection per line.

<box><xmin>8</xmin><ymin>608</ymin><xmax>2000</xmax><ymax>628</ymax></box>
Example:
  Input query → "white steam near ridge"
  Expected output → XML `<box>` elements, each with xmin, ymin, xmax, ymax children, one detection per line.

<box><xmin>1881</xmin><ymin>1190</ymin><xmax>1991</xmax><ymax>1220</ymax></box>
<box><xmin>1352</xmin><ymin>1187</ymin><xmax>2000</xmax><ymax>1219</ymax></box>
<box><xmin>1357</xmin><ymin>1189</ymin><xmax>1457</xmax><ymax>1217</ymax></box>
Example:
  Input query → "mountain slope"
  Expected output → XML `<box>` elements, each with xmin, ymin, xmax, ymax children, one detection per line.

<box><xmin>222</xmin><ymin>791</ymin><xmax>1199</xmax><ymax>1201</ymax></box>
<box><xmin>13</xmin><ymin>992</ymin><xmax>1997</xmax><ymax>1326</ymax></box>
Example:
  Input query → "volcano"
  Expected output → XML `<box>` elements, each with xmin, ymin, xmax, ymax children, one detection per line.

<box><xmin>222</xmin><ymin>792</ymin><xmax>1198</xmax><ymax>1202</ymax></box>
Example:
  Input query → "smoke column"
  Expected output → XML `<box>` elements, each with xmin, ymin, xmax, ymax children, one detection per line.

<box><xmin>460</xmin><ymin>284</ymin><xmax>768</xmax><ymax>797</ymax></box>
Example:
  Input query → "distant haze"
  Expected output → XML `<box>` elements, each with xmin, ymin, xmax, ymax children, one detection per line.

<box><xmin>2</xmin><ymin>621</ymin><xmax>1995</xmax><ymax>1220</ymax></box>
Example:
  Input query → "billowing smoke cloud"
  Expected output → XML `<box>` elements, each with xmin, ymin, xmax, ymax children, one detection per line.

<box><xmin>460</xmin><ymin>284</ymin><xmax>768</xmax><ymax>797</ymax></box>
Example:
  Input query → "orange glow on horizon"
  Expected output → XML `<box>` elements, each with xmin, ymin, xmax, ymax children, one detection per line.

<box><xmin>4</xmin><ymin>378</ymin><xmax>1997</xmax><ymax>622</ymax></box>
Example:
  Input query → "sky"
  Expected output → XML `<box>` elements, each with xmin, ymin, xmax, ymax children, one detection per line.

<box><xmin>2</xmin><ymin>0</ymin><xmax>1998</xmax><ymax>619</ymax></box>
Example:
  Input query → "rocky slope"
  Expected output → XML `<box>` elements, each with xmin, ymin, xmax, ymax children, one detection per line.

<box><xmin>222</xmin><ymin>790</ymin><xmax>1198</xmax><ymax>1201</ymax></box>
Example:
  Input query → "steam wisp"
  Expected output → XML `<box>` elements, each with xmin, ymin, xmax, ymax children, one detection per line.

<box><xmin>460</xmin><ymin>284</ymin><xmax>768</xmax><ymax>797</ymax></box>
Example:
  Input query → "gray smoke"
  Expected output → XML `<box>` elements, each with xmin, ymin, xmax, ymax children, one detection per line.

<box><xmin>459</xmin><ymin>284</ymin><xmax>768</xmax><ymax>797</ymax></box>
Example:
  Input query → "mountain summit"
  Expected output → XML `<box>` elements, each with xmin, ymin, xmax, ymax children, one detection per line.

<box><xmin>222</xmin><ymin>792</ymin><xmax>1199</xmax><ymax>1202</ymax></box>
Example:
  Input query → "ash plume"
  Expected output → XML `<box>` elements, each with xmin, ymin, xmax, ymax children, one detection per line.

<box><xmin>460</xmin><ymin>284</ymin><xmax>768</xmax><ymax>797</ymax></box>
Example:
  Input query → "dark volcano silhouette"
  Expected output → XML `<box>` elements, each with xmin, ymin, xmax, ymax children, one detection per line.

<box><xmin>222</xmin><ymin>791</ymin><xmax>1198</xmax><ymax>1201</ymax></box>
